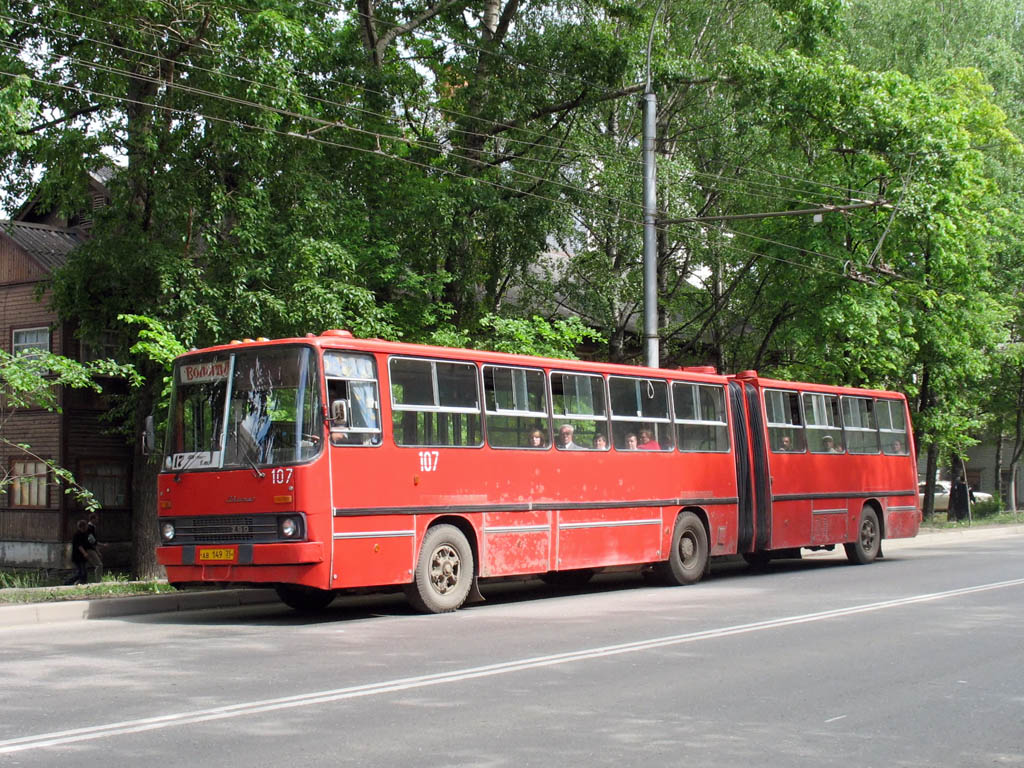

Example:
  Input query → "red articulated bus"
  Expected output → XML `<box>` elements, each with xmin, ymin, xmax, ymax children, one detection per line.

<box><xmin>155</xmin><ymin>330</ymin><xmax>920</xmax><ymax>613</ymax></box>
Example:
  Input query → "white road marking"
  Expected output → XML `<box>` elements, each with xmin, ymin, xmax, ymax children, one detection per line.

<box><xmin>2</xmin><ymin>577</ymin><xmax>1023</xmax><ymax>755</ymax></box>
<box><xmin>824</xmin><ymin>715</ymin><xmax>847</xmax><ymax>723</ymax></box>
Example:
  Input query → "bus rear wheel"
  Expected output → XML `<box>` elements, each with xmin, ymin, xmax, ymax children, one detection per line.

<box><xmin>405</xmin><ymin>524</ymin><xmax>474</xmax><ymax>613</ymax></box>
<box><xmin>845</xmin><ymin>506</ymin><xmax>881</xmax><ymax>564</ymax></box>
<box><xmin>274</xmin><ymin>584</ymin><xmax>336</xmax><ymax>612</ymax></box>
<box><xmin>657</xmin><ymin>511</ymin><xmax>709</xmax><ymax>586</ymax></box>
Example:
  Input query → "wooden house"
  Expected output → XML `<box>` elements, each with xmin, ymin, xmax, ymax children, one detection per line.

<box><xmin>0</xmin><ymin>171</ymin><xmax>132</xmax><ymax>571</ymax></box>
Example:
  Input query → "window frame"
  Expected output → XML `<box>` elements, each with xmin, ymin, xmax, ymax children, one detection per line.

<box><xmin>389</xmin><ymin>356</ymin><xmax>483</xmax><ymax>448</ymax></box>
<box><xmin>876</xmin><ymin>398</ymin><xmax>910</xmax><ymax>456</ymax></box>
<box><xmin>608</xmin><ymin>375</ymin><xmax>673</xmax><ymax>451</ymax></box>
<box><xmin>7</xmin><ymin>458</ymin><xmax>50</xmax><ymax>508</ymax></box>
<box><xmin>482</xmin><ymin>364</ymin><xmax>550</xmax><ymax>450</ymax></box>
<box><xmin>764</xmin><ymin>388</ymin><xmax>806</xmax><ymax>453</ymax></box>
<box><xmin>325</xmin><ymin>351</ymin><xmax>383</xmax><ymax>448</ymax></box>
<box><xmin>76</xmin><ymin>458</ymin><xmax>130</xmax><ymax>509</ymax></box>
<box><xmin>672</xmin><ymin>381</ymin><xmax>730</xmax><ymax>453</ymax></box>
<box><xmin>12</xmin><ymin>327</ymin><xmax>50</xmax><ymax>358</ymax></box>
<box><xmin>802</xmin><ymin>391</ymin><xmax>845</xmax><ymax>454</ymax></box>
<box><xmin>550</xmin><ymin>370</ymin><xmax>609</xmax><ymax>451</ymax></box>
<box><xmin>840</xmin><ymin>395</ymin><xmax>881</xmax><ymax>455</ymax></box>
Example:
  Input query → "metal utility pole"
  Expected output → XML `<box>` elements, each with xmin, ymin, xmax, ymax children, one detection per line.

<box><xmin>642</xmin><ymin>3</ymin><xmax>662</xmax><ymax>369</ymax></box>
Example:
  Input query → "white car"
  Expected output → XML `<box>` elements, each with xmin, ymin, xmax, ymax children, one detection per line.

<box><xmin>918</xmin><ymin>480</ymin><xmax>993</xmax><ymax>511</ymax></box>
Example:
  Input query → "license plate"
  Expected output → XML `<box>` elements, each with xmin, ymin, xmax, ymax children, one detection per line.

<box><xmin>198</xmin><ymin>547</ymin><xmax>236</xmax><ymax>562</ymax></box>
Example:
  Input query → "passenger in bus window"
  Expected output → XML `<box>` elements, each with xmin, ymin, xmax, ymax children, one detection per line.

<box><xmin>779</xmin><ymin>435</ymin><xmax>793</xmax><ymax>451</ymax></box>
<box><xmin>624</xmin><ymin>433</ymin><xmax>638</xmax><ymax>450</ymax></box>
<box><xmin>638</xmin><ymin>429</ymin><xmax>660</xmax><ymax>450</ymax></box>
<box><xmin>557</xmin><ymin>424</ymin><xmax>581</xmax><ymax>450</ymax></box>
<box><xmin>593</xmin><ymin>434</ymin><xmax>608</xmax><ymax>450</ymax></box>
<box><xmin>821</xmin><ymin>435</ymin><xmax>843</xmax><ymax>453</ymax></box>
<box><xmin>528</xmin><ymin>429</ymin><xmax>546</xmax><ymax>448</ymax></box>
<box><xmin>891</xmin><ymin>439</ymin><xmax>905</xmax><ymax>454</ymax></box>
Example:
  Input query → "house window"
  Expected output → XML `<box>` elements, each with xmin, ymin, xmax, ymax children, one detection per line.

<box><xmin>8</xmin><ymin>460</ymin><xmax>49</xmax><ymax>508</ymax></box>
<box><xmin>77</xmin><ymin>461</ymin><xmax>129</xmax><ymax>508</ymax></box>
<box><xmin>81</xmin><ymin>331</ymin><xmax>119</xmax><ymax>363</ymax></box>
<box><xmin>12</xmin><ymin>327</ymin><xmax>50</xmax><ymax>358</ymax></box>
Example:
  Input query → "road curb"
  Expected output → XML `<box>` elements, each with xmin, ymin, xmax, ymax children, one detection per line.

<box><xmin>2</xmin><ymin>525</ymin><xmax>1022</xmax><ymax>629</ymax></box>
<box><xmin>0</xmin><ymin>588</ymin><xmax>279</xmax><ymax>629</ymax></box>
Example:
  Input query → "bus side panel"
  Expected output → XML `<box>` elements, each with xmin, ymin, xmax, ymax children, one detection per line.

<box><xmin>331</xmin><ymin>514</ymin><xmax>416</xmax><ymax>588</ymax></box>
<box><xmin>884</xmin><ymin>496</ymin><xmax>920</xmax><ymax>539</ymax></box>
<box><xmin>555</xmin><ymin>507</ymin><xmax>663</xmax><ymax>570</ymax></box>
<box><xmin>768</xmin><ymin>497</ymin><xmax>813</xmax><ymax>551</ymax></box>
<box><xmin>481</xmin><ymin>510</ymin><xmax>551</xmax><ymax>577</ymax></box>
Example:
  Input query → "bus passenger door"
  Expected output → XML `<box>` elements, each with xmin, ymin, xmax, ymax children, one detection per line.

<box><xmin>324</xmin><ymin>352</ymin><xmax>409</xmax><ymax>588</ymax></box>
<box><xmin>729</xmin><ymin>382</ymin><xmax>754</xmax><ymax>553</ymax></box>
<box><xmin>743</xmin><ymin>383</ymin><xmax>772</xmax><ymax>551</ymax></box>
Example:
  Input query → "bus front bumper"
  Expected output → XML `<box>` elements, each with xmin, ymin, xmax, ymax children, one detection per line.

<box><xmin>156</xmin><ymin>541</ymin><xmax>324</xmax><ymax>567</ymax></box>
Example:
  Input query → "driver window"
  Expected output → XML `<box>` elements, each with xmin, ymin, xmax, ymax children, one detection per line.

<box><xmin>324</xmin><ymin>352</ymin><xmax>382</xmax><ymax>446</ymax></box>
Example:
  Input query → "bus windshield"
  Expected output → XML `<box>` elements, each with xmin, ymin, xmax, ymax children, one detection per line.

<box><xmin>163</xmin><ymin>346</ymin><xmax>321</xmax><ymax>472</ymax></box>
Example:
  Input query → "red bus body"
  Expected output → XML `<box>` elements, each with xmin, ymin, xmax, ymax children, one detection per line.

<box><xmin>156</xmin><ymin>332</ymin><xmax>920</xmax><ymax>611</ymax></box>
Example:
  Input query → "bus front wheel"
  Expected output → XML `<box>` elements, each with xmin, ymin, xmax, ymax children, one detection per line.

<box><xmin>658</xmin><ymin>511</ymin><xmax>709</xmax><ymax>586</ymax></box>
<box><xmin>845</xmin><ymin>506</ymin><xmax>881</xmax><ymax>565</ymax></box>
<box><xmin>406</xmin><ymin>524</ymin><xmax>474</xmax><ymax>613</ymax></box>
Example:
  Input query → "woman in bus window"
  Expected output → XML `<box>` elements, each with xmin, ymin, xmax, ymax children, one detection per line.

<box><xmin>528</xmin><ymin>429</ymin><xmax>546</xmax><ymax>448</ymax></box>
<box><xmin>638</xmin><ymin>429</ymin><xmax>660</xmax><ymax>450</ymax></box>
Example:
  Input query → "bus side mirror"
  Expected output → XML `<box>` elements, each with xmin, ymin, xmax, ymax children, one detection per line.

<box><xmin>330</xmin><ymin>399</ymin><xmax>349</xmax><ymax>427</ymax></box>
<box><xmin>142</xmin><ymin>414</ymin><xmax>156</xmax><ymax>456</ymax></box>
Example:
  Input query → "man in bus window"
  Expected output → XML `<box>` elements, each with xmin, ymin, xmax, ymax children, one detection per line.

<box><xmin>821</xmin><ymin>435</ymin><xmax>843</xmax><ymax>453</ymax></box>
<box><xmin>779</xmin><ymin>435</ymin><xmax>793</xmax><ymax>451</ymax></box>
<box><xmin>624</xmin><ymin>433</ymin><xmax>638</xmax><ymax>450</ymax></box>
<box><xmin>557</xmin><ymin>424</ymin><xmax>580</xmax><ymax>450</ymax></box>
<box><xmin>593</xmin><ymin>433</ymin><xmax>608</xmax><ymax>450</ymax></box>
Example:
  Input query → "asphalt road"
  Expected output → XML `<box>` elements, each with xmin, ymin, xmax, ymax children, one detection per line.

<box><xmin>2</xmin><ymin>527</ymin><xmax>1022</xmax><ymax>767</ymax></box>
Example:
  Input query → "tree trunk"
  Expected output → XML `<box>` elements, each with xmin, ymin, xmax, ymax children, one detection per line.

<box><xmin>1009</xmin><ymin>461</ymin><xmax>1018</xmax><ymax>513</ymax></box>
<box><xmin>923</xmin><ymin>442</ymin><xmax>939</xmax><ymax>519</ymax></box>
<box><xmin>992</xmin><ymin>420</ymin><xmax>1003</xmax><ymax>503</ymax></box>
<box><xmin>131</xmin><ymin>385</ymin><xmax>163</xmax><ymax>579</ymax></box>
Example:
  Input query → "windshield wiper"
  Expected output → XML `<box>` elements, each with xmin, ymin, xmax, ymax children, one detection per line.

<box><xmin>239</xmin><ymin>442</ymin><xmax>266</xmax><ymax>479</ymax></box>
<box><xmin>174</xmin><ymin>451</ymin><xmax>203</xmax><ymax>482</ymax></box>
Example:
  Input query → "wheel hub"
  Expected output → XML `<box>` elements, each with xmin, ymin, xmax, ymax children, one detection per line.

<box><xmin>429</xmin><ymin>545</ymin><xmax>460</xmax><ymax>594</ymax></box>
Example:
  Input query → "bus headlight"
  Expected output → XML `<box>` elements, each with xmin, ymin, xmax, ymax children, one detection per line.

<box><xmin>279</xmin><ymin>516</ymin><xmax>301</xmax><ymax>539</ymax></box>
<box><xmin>161</xmin><ymin>522</ymin><xmax>176</xmax><ymax>542</ymax></box>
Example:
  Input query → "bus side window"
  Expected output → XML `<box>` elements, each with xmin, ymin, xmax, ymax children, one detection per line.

<box><xmin>841</xmin><ymin>396</ymin><xmax>880</xmax><ymax>454</ymax></box>
<box><xmin>390</xmin><ymin>357</ymin><xmax>482</xmax><ymax>447</ymax></box>
<box><xmin>608</xmin><ymin>376</ymin><xmax>673</xmax><ymax>450</ymax></box>
<box><xmin>877</xmin><ymin>399</ymin><xmax>910</xmax><ymax>455</ymax></box>
<box><xmin>325</xmin><ymin>352</ymin><xmax>382</xmax><ymax>447</ymax></box>
<box><xmin>765</xmin><ymin>389</ymin><xmax>805</xmax><ymax>452</ymax></box>
<box><xmin>673</xmin><ymin>382</ymin><xmax>729</xmax><ymax>452</ymax></box>
<box><xmin>483</xmin><ymin>365</ymin><xmax>549</xmax><ymax>448</ymax></box>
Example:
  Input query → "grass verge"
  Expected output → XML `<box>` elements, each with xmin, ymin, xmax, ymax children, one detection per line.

<box><xmin>0</xmin><ymin>572</ymin><xmax>177</xmax><ymax>604</ymax></box>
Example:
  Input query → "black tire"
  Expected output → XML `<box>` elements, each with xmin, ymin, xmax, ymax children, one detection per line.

<box><xmin>657</xmin><ymin>511</ymin><xmax>709</xmax><ymax>586</ymax></box>
<box><xmin>274</xmin><ymin>583</ymin><xmax>337</xmax><ymax>612</ymax></box>
<box><xmin>539</xmin><ymin>568</ymin><xmax>595</xmax><ymax>589</ymax></box>
<box><xmin>845</xmin><ymin>506</ymin><xmax>881</xmax><ymax>564</ymax></box>
<box><xmin>742</xmin><ymin>551</ymin><xmax>772</xmax><ymax>569</ymax></box>
<box><xmin>405</xmin><ymin>524</ymin><xmax>474</xmax><ymax>613</ymax></box>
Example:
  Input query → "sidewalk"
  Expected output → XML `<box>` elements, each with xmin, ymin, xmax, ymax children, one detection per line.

<box><xmin>0</xmin><ymin>587</ymin><xmax>278</xmax><ymax>629</ymax></box>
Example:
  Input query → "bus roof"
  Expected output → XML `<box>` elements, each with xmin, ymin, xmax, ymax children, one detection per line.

<box><xmin>176</xmin><ymin>330</ymin><xmax>732</xmax><ymax>384</ymax></box>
